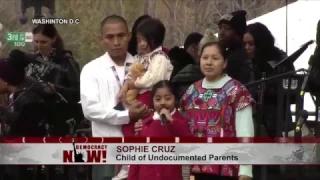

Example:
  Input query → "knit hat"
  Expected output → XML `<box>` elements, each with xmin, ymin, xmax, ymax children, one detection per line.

<box><xmin>219</xmin><ymin>10</ymin><xmax>247</xmax><ymax>37</ymax></box>
<box><xmin>0</xmin><ymin>50</ymin><xmax>28</xmax><ymax>86</ymax></box>
<box><xmin>199</xmin><ymin>29</ymin><xmax>219</xmax><ymax>52</ymax></box>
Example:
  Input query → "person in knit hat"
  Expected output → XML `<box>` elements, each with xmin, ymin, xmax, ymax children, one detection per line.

<box><xmin>171</xmin><ymin>30</ymin><xmax>219</xmax><ymax>100</ymax></box>
<box><xmin>219</xmin><ymin>10</ymin><xmax>247</xmax><ymax>47</ymax></box>
<box><xmin>169</xmin><ymin>32</ymin><xmax>203</xmax><ymax>80</ymax></box>
<box><xmin>218</xmin><ymin>10</ymin><xmax>253</xmax><ymax>85</ymax></box>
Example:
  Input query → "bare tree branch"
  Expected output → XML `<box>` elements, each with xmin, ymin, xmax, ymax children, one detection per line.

<box><xmin>0</xmin><ymin>0</ymin><xmax>299</xmax><ymax>64</ymax></box>
<box><xmin>115</xmin><ymin>0</ymin><xmax>124</xmax><ymax>16</ymax></box>
<box><xmin>161</xmin><ymin>0</ymin><xmax>173</xmax><ymax>17</ymax></box>
<box><xmin>143</xmin><ymin>0</ymin><xmax>149</xmax><ymax>15</ymax></box>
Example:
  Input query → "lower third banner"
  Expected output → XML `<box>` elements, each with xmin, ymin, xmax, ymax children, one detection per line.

<box><xmin>0</xmin><ymin>142</ymin><xmax>317</xmax><ymax>165</ymax></box>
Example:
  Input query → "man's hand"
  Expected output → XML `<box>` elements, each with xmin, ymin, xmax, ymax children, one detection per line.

<box><xmin>42</xmin><ymin>82</ymin><xmax>55</xmax><ymax>93</ymax></box>
<box><xmin>128</xmin><ymin>101</ymin><xmax>150</xmax><ymax>122</ymax></box>
<box><xmin>47</xmin><ymin>82</ymin><xmax>55</xmax><ymax>91</ymax></box>
<box><xmin>239</xmin><ymin>175</ymin><xmax>252</xmax><ymax>180</ymax></box>
<box><xmin>134</xmin><ymin>119</ymin><xmax>143</xmax><ymax>135</ymax></box>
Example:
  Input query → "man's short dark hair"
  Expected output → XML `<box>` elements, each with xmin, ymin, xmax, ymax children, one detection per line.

<box><xmin>100</xmin><ymin>15</ymin><xmax>128</xmax><ymax>33</ymax></box>
<box><xmin>184</xmin><ymin>32</ymin><xmax>203</xmax><ymax>49</ymax></box>
<box><xmin>136</xmin><ymin>18</ymin><xmax>166</xmax><ymax>50</ymax></box>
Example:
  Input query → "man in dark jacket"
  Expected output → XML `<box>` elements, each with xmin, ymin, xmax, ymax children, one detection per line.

<box><xmin>218</xmin><ymin>10</ymin><xmax>253</xmax><ymax>84</ymax></box>
<box><xmin>169</xmin><ymin>32</ymin><xmax>203</xmax><ymax>79</ymax></box>
<box><xmin>169</xmin><ymin>33</ymin><xmax>204</xmax><ymax>99</ymax></box>
<box><xmin>170</xmin><ymin>48</ymin><xmax>204</xmax><ymax>100</ymax></box>
<box><xmin>172</xmin><ymin>64</ymin><xmax>204</xmax><ymax>100</ymax></box>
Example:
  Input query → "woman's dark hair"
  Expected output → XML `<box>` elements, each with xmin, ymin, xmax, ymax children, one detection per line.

<box><xmin>128</xmin><ymin>15</ymin><xmax>151</xmax><ymax>56</ymax></box>
<box><xmin>246</xmin><ymin>22</ymin><xmax>281</xmax><ymax>59</ymax></box>
<box><xmin>136</xmin><ymin>18</ymin><xmax>166</xmax><ymax>51</ymax></box>
<box><xmin>32</xmin><ymin>24</ymin><xmax>64</xmax><ymax>50</ymax></box>
<box><xmin>151</xmin><ymin>80</ymin><xmax>176</xmax><ymax>99</ymax></box>
<box><xmin>199</xmin><ymin>42</ymin><xmax>228</xmax><ymax>60</ymax></box>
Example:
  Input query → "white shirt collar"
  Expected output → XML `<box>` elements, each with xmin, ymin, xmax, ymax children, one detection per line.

<box><xmin>137</xmin><ymin>46</ymin><xmax>163</xmax><ymax>58</ymax></box>
<box><xmin>99</xmin><ymin>52</ymin><xmax>134</xmax><ymax>69</ymax></box>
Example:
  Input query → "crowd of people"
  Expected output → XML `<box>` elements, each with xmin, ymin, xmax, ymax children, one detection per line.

<box><xmin>0</xmin><ymin>9</ymin><xmax>296</xmax><ymax>180</ymax></box>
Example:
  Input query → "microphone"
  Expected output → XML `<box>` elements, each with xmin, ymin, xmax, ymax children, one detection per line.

<box><xmin>9</xmin><ymin>49</ymin><xmax>67</xmax><ymax>72</ymax></box>
<box><xmin>273</xmin><ymin>40</ymin><xmax>314</xmax><ymax>70</ymax></box>
<box><xmin>160</xmin><ymin>114</ymin><xmax>168</xmax><ymax>125</ymax></box>
<box><xmin>300</xmin><ymin>65</ymin><xmax>313</xmax><ymax>97</ymax></box>
<box><xmin>295</xmin><ymin>110</ymin><xmax>309</xmax><ymax>132</ymax></box>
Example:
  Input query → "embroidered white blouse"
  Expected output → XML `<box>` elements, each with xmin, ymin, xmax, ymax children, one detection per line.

<box><xmin>202</xmin><ymin>75</ymin><xmax>254</xmax><ymax>177</ymax></box>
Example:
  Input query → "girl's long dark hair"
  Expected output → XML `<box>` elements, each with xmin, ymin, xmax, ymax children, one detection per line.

<box><xmin>128</xmin><ymin>15</ymin><xmax>151</xmax><ymax>56</ymax></box>
<box><xmin>32</xmin><ymin>24</ymin><xmax>64</xmax><ymax>50</ymax></box>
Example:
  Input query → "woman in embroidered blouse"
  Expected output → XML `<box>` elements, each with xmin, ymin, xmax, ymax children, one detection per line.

<box><xmin>181</xmin><ymin>42</ymin><xmax>255</xmax><ymax>180</ymax></box>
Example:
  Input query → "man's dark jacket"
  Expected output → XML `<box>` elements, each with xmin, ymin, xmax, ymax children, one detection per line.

<box><xmin>172</xmin><ymin>65</ymin><xmax>204</xmax><ymax>100</ymax></box>
<box><xmin>226</xmin><ymin>47</ymin><xmax>253</xmax><ymax>84</ymax></box>
<box><xmin>168</xmin><ymin>47</ymin><xmax>204</xmax><ymax>100</ymax></box>
<box><xmin>168</xmin><ymin>46</ymin><xmax>194</xmax><ymax>79</ymax></box>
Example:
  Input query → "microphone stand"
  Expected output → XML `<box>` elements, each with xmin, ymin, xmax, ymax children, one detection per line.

<box><xmin>34</xmin><ymin>79</ymin><xmax>67</xmax><ymax>180</ymax></box>
<box><xmin>284</xmin><ymin>74</ymin><xmax>292</xmax><ymax>138</ymax></box>
<box><xmin>0</xmin><ymin>79</ymin><xmax>41</xmax><ymax>138</ymax></box>
<box><xmin>6</xmin><ymin>79</ymin><xmax>41</xmax><ymax>111</ymax></box>
<box><xmin>245</xmin><ymin>69</ymin><xmax>306</xmax><ymax>87</ymax></box>
<box><xmin>254</xmin><ymin>72</ymin><xmax>267</xmax><ymax>137</ymax></box>
<box><xmin>256</xmin><ymin>72</ymin><xmax>268</xmax><ymax>180</ymax></box>
<box><xmin>246</xmin><ymin>69</ymin><xmax>306</xmax><ymax>135</ymax></box>
<box><xmin>247</xmin><ymin>69</ymin><xmax>308</xmax><ymax>180</ymax></box>
<box><xmin>39</xmin><ymin>79</ymin><xmax>68</xmax><ymax>103</ymax></box>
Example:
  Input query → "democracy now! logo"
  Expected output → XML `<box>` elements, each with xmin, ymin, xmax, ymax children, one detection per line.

<box><xmin>62</xmin><ymin>139</ymin><xmax>107</xmax><ymax>163</ymax></box>
<box><xmin>32</xmin><ymin>18</ymin><xmax>80</xmax><ymax>25</ymax></box>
